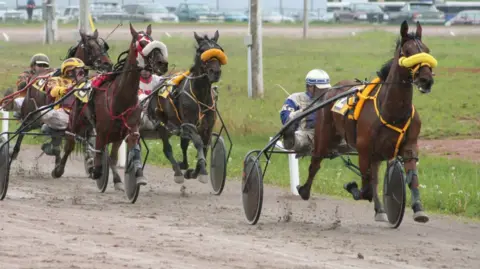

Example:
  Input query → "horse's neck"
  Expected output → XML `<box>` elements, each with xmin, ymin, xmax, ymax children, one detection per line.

<box><xmin>113</xmin><ymin>49</ymin><xmax>140</xmax><ymax>113</ymax></box>
<box><xmin>379</xmin><ymin>56</ymin><xmax>414</xmax><ymax>123</ymax></box>
<box><xmin>191</xmin><ymin>75</ymin><xmax>212</xmax><ymax>105</ymax></box>
<box><xmin>189</xmin><ymin>68</ymin><xmax>212</xmax><ymax>105</ymax></box>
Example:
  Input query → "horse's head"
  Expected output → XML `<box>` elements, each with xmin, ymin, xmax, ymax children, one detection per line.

<box><xmin>129</xmin><ymin>23</ymin><xmax>169</xmax><ymax>76</ymax></box>
<box><xmin>78</xmin><ymin>29</ymin><xmax>113</xmax><ymax>72</ymax></box>
<box><xmin>193</xmin><ymin>30</ymin><xmax>227</xmax><ymax>83</ymax></box>
<box><xmin>397</xmin><ymin>20</ymin><xmax>437</xmax><ymax>94</ymax></box>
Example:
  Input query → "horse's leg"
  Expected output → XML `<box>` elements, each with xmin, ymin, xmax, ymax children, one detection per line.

<box><xmin>161</xmin><ymin>134</ymin><xmax>184</xmax><ymax>184</ymax></box>
<box><xmin>181</xmin><ymin>124</ymin><xmax>208</xmax><ymax>184</ymax></box>
<box><xmin>109</xmin><ymin>140</ymin><xmax>125</xmax><ymax>191</ymax></box>
<box><xmin>344</xmin><ymin>149</ymin><xmax>374</xmax><ymax>202</ymax></box>
<box><xmin>178</xmin><ymin>137</ymin><xmax>190</xmax><ymax>170</ymax></box>
<box><xmin>371</xmin><ymin>161</ymin><xmax>388</xmax><ymax>222</ymax></box>
<box><xmin>125</xmin><ymin>128</ymin><xmax>147</xmax><ymax>186</ymax></box>
<box><xmin>402</xmin><ymin>145</ymin><xmax>429</xmax><ymax>223</ymax></box>
<box><xmin>52</xmin><ymin>134</ymin><xmax>75</xmax><ymax>178</ymax></box>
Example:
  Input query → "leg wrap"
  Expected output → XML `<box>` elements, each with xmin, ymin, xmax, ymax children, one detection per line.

<box><xmin>406</xmin><ymin>169</ymin><xmax>421</xmax><ymax>205</ymax></box>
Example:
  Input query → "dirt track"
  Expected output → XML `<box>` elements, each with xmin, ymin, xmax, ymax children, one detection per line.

<box><xmin>1</xmin><ymin>24</ymin><xmax>480</xmax><ymax>43</ymax></box>
<box><xmin>1</xmin><ymin>145</ymin><xmax>479</xmax><ymax>269</ymax></box>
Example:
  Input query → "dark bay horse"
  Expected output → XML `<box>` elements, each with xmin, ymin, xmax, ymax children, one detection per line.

<box><xmin>52</xmin><ymin>24</ymin><xmax>169</xmax><ymax>191</ymax></box>
<box><xmin>5</xmin><ymin>29</ymin><xmax>114</xmax><ymax>161</ymax></box>
<box><xmin>145</xmin><ymin>30</ymin><xmax>226</xmax><ymax>184</ymax></box>
<box><xmin>297</xmin><ymin>21</ymin><xmax>437</xmax><ymax>223</ymax></box>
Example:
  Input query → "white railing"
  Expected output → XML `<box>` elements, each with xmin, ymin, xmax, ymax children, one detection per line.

<box><xmin>269</xmin><ymin>137</ymin><xmax>299</xmax><ymax>196</ymax></box>
<box><xmin>1</xmin><ymin>110</ymin><xmax>8</xmax><ymax>140</ymax></box>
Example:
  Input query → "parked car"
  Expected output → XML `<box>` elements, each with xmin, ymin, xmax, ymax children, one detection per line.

<box><xmin>445</xmin><ymin>9</ymin><xmax>480</xmax><ymax>25</ymax></box>
<box><xmin>123</xmin><ymin>3</ymin><xmax>179</xmax><ymax>23</ymax></box>
<box><xmin>175</xmin><ymin>3</ymin><xmax>224</xmax><ymax>22</ymax></box>
<box><xmin>0</xmin><ymin>1</ymin><xmax>25</xmax><ymax>22</ymax></box>
<box><xmin>262</xmin><ymin>11</ymin><xmax>295</xmax><ymax>23</ymax></box>
<box><xmin>223</xmin><ymin>11</ymin><xmax>248</xmax><ymax>22</ymax></box>
<box><xmin>334</xmin><ymin>3</ymin><xmax>388</xmax><ymax>23</ymax></box>
<box><xmin>90</xmin><ymin>1</ymin><xmax>130</xmax><ymax>22</ymax></box>
<box><xmin>387</xmin><ymin>1</ymin><xmax>445</xmax><ymax>24</ymax></box>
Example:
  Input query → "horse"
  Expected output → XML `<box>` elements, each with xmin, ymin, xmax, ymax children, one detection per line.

<box><xmin>6</xmin><ymin>29</ymin><xmax>115</xmax><ymax>162</ymax></box>
<box><xmin>51</xmin><ymin>24</ymin><xmax>169</xmax><ymax>192</ymax></box>
<box><xmin>297</xmin><ymin>21</ymin><xmax>436</xmax><ymax>223</ymax></box>
<box><xmin>144</xmin><ymin>30</ymin><xmax>226</xmax><ymax>184</ymax></box>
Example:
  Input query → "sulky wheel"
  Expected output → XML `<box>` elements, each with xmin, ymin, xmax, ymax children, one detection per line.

<box><xmin>0</xmin><ymin>138</ymin><xmax>11</xmax><ymax>201</ymax></box>
<box><xmin>124</xmin><ymin>148</ymin><xmax>140</xmax><ymax>204</ymax></box>
<box><xmin>242</xmin><ymin>150</ymin><xmax>264</xmax><ymax>225</ymax></box>
<box><xmin>209</xmin><ymin>132</ymin><xmax>227</xmax><ymax>195</ymax></box>
<box><xmin>383</xmin><ymin>158</ymin><xmax>407</xmax><ymax>229</ymax></box>
<box><xmin>96</xmin><ymin>145</ymin><xmax>110</xmax><ymax>193</ymax></box>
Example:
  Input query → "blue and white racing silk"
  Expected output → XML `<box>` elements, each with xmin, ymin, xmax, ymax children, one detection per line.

<box><xmin>280</xmin><ymin>91</ymin><xmax>316</xmax><ymax>130</ymax></box>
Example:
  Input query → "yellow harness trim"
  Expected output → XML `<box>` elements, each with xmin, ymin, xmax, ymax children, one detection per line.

<box><xmin>332</xmin><ymin>77</ymin><xmax>415</xmax><ymax>159</ymax></box>
<box><xmin>200</xmin><ymin>49</ymin><xmax>228</xmax><ymax>65</ymax></box>
<box><xmin>372</xmin><ymin>86</ymin><xmax>415</xmax><ymax>159</ymax></box>
<box><xmin>159</xmin><ymin>70</ymin><xmax>191</xmax><ymax>98</ymax></box>
<box><xmin>73</xmin><ymin>78</ymin><xmax>95</xmax><ymax>103</ymax></box>
<box><xmin>398</xmin><ymin>53</ymin><xmax>438</xmax><ymax>69</ymax></box>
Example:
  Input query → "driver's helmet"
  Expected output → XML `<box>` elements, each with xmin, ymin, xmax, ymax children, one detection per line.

<box><xmin>61</xmin><ymin>57</ymin><xmax>85</xmax><ymax>77</ymax></box>
<box><xmin>30</xmin><ymin>53</ymin><xmax>50</xmax><ymax>67</ymax></box>
<box><xmin>305</xmin><ymin>69</ymin><xmax>331</xmax><ymax>89</ymax></box>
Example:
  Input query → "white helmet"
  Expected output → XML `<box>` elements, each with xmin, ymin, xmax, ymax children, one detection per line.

<box><xmin>305</xmin><ymin>69</ymin><xmax>331</xmax><ymax>89</ymax></box>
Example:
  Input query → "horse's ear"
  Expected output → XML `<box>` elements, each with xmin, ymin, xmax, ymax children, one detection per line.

<box><xmin>415</xmin><ymin>21</ymin><xmax>422</xmax><ymax>40</ymax></box>
<box><xmin>194</xmin><ymin>31</ymin><xmax>203</xmax><ymax>43</ymax></box>
<box><xmin>93</xmin><ymin>29</ymin><xmax>98</xmax><ymax>39</ymax></box>
<box><xmin>79</xmin><ymin>29</ymin><xmax>86</xmax><ymax>41</ymax></box>
<box><xmin>212</xmin><ymin>30</ymin><xmax>219</xmax><ymax>42</ymax></box>
<box><xmin>146</xmin><ymin>24</ymin><xmax>152</xmax><ymax>36</ymax></box>
<box><xmin>129</xmin><ymin>23</ymin><xmax>138</xmax><ymax>38</ymax></box>
<box><xmin>400</xmin><ymin>20</ymin><xmax>408</xmax><ymax>40</ymax></box>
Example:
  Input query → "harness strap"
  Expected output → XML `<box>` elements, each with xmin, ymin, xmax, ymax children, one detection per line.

<box><xmin>371</xmin><ymin>86</ymin><xmax>415</xmax><ymax>159</ymax></box>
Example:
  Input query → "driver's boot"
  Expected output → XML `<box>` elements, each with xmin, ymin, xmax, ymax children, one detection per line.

<box><xmin>282</xmin><ymin>123</ymin><xmax>297</xmax><ymax>150</ymax></box>
<box><xmin>41</xmin><ymin>124</ymin><xmax>62</xmax><ymax>157</ymax></box>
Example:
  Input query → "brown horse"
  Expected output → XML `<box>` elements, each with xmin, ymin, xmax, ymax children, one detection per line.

<box><xmin>6</xmin><ymin>29</ymin><xmax>114</xmax><ymax>162</ymax></box>
<box><xmin>52</xmin><ymin>24</ymin><xmax>169</xmax><ymax>192</ymax></box>
<box><xmin>144</xmin><ymin>30</ymin><xmax>226</xmax><ymax>184</ymax></box>
<box><xmin>297</xmin><ymin>21</ymin><xmax>436</xmax><ymax>223</ymax></box>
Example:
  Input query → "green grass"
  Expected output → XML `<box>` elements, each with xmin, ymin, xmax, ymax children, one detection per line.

<box><xmin>1</xmin><ymin>30</ymin><xmax>479</xmax><ymax>219</ymax></box>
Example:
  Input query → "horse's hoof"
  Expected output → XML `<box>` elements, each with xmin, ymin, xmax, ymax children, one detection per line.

<box><xmin>136</xmin><ymin>176</ymin><xmax>147</xmax><ymax>186</ymax></box>
<box><xmin>198</xmin><ymin>174</ymin><xmax>209</xmax><ymax>184</ymax></box>
<box><xmin>375</xmin><ymin>212</ymin><xmax>388</xmax><ymax>222</ymax></box>
<box><xmin>51</xmin><ymin>166</ymin><xmax>64</xmax><ymax>178</ymax></box>
<box><xmin>296</xmin><ymin>185</ymin><xmax>310</xmax><ymax>201</ymax></box>
<box><xmin>174</xmin><ymin>175</ymin><xmax>184</xmax><ymax>184</ymax></box>
<box><xmin>413</xmin><ymin>211</ymin><xmax>429</xmax><ymax>223</ymax></box>
<box><xmin>344</xmin><ymin>181</ymin><xmax>358</xmax><ymax>193</ymax></box>
<box><xmin>114</xmin><ymin>182</ymin><xmax>125</xmax><ymax>192</ymax></box>
<box><xmin>184</xmin><ymin>169</ymin><xmax>195</xmax><ymax>179</ymax></box>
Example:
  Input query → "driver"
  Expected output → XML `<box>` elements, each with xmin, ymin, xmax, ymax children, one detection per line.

<box><xmin>280</xmin><ymin>69</ymin><xmax>332</xmax><ymax>154</ymax></box>
<box><xmin>138</xmin><ymin>68</ymin><xmax>165</xmax><ymax>130</ymax></box>
<box><xmin>4</xmin><ymin>53</ymin><xmax>54</xmax><ymax>119</ymax></box>
<box><xmin>39</xmin><ymin>57</ymin><xmax>87</xmax><ymax>156</ymax></box>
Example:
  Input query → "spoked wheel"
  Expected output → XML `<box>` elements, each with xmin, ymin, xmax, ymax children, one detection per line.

<box><xmin>96</xmin><ymin>145</ymin><xmax>110</xmax><ymax>193</ymax></box>
<box><xmin>0</xmin><ymin>138</ymin><xmax>11</xmax><ymax>201</ymax></box>
<box><xmin>383</xmin><ymin>158</ymin><xmax>406</xmax><ymax>229</ymax></box>
<box><xmin>124</xmin><ymin>149</ymin><xmax>140</xmax><ymax>204</ymax></box>
<box><xmin>209</xmin><ymin>132</ymin><xmax>227</xmax><ymax>195</ymax></box>
<box><xmin>242</xmin><ymin>150</ymin><xmax>264</xmax><ymax>225</ymax></box>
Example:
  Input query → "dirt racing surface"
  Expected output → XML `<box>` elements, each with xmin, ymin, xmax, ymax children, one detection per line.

<box><xmin>1</xmin><ymin>145</ymin><xmax>479</xmax><ymax>269</ymax></box>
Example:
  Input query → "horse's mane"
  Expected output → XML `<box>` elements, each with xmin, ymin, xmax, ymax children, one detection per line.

<box><xmin>376</xmin><ymin>32</ymin><xmax>419</xmax><ymax>82</ymax></box>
